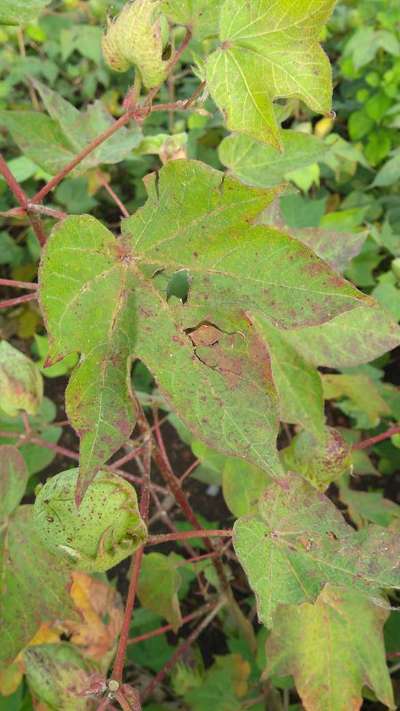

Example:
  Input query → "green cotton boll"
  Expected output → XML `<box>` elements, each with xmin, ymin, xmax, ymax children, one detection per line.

<box><xmin>33</xmin><ymin>468</ymin><xmax>147</xmax><ymax>572</ymax></box>
<box><xmin>102</xmin><ymin>0</ymin><xmax>169</xmax><ymax>88</ymax></box>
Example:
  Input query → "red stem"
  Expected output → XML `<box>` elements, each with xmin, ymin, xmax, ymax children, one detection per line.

<box><xmin>146</xmin><ymin>529</ymin><xmax>233</xmax><ymax>546</ymax></box>
<box><xmin>0</xmin><ymin>292</ymin><xmax>37</xmax><ymax>309</ymax></box>
<box><xmin>353</xmin><ymin>425</ymin><xmax>400</xmax><ymax>450</ymax></box>
<box><xmin>0</xmin><ymin>153</ymin><xmax>47</xmax><ymax>245</ymax></box>
<box><xmin>127</xmin><ymin>604</ymin><xmax>213</xmax><ymax>646</ymax></box>
<box><xmin>0</xmin><ymin>278</ymin><xmax>38</xmax><ymax>290</ymax></box>
<box><xmin>31</xmin><ymin>111</ymin><xmax>134</xmax><ymax>205</ymax></box>
<box><xmin>112</xmin><ymin>406</ymin><xmax>152</xmax><ymax>683</ymax></box>
<box><xmin>99</xmin><ymin>175</ymin><xmax>130</xmax><ymax>218</ymax></box>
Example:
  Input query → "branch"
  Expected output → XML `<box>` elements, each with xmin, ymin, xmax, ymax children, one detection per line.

<box><xmin>152</xmin><ymin>410</ymin><xmax>257</xmax><ymax>653</ymax></box>
<box><xmin>0</xmin><ymin>153</ymin><xmax>47</xmax><ymax>245</ymax></box>
<box><xmin>127</xmin><ymin>603</ymin><xmax>213</xmax><ymax>646</ymax></box>
<box><xmin>0</xmin><ymin>278</ymin><xmax>38</xmax><ymax>290</ymax></box>
<box><xmin>111</xmin><ymin>402</ymin><xmax>152</xmax><ymax>684</ymax></box>
<box><xmin>31</xmin><ymin>111</ymin><xmax>135</xmax><ymax>205</ymax></box>
<box><xmin>353</xmin><ymin>425</ymin><xmax>400</xmax><ymax>451</ymax></box>
<box><xmin>141</xmin><ymin>599</ymin><xmax>225</xmax><ymax>703</ymax></box>
<box><xmin>146</xmin><ymin>529</ymin><xmax>233</xmax><ymax>546</ymax></box>
<box><xmin>0</xmin><ymin>293</ymin><xmax>37</xmax><ymax>309</ymax></box>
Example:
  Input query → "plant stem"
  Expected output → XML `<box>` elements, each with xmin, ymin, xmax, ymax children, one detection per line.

<box><xmin>0</xmin><ymin>293</ymin><xmax>37</xmax><ymax>309</ymax></box>
<box><xmin>97</xmin><ymin>172</ymin><xmax>130</xmax><ymax>218</ymax></box>
<box><xmin>353</xmin><ymin>425</ymin><xmax>400</xmax><ymax>450</ymax></box>
<box><xmin>152</xmin><ymin>411</ymin><xmax>257</xmax><ymax>652</ymax></box>
<box><xmin>141</xmin><ymin>599</ymin><xmax>225</xmax><ymax>703</ymax></box>
<box><xmin>0</xmin><ymin>153</ymin><xmax>47</xmax><ymax>245</ymax></box>
<box><xmin>127</xmin><ymin>603</ymin><xmax>213</xmax><ymax>646</ymax></box>
<box><xmin>0</xmin><ymin>278</ymin><xmax>38</xmax><ymax>290</ymax></box>
<box><xmin>146</xmin><ymin>529</ymin><xmax>233</xmax><ymax>546</ymax></box>
<box><xmin>111</xmin><ymin>403</ymin><xmax>152</xmax><ymax>683</ymax></box>
<box><xmin>31</xmin><ymin>111</ymin><xmax>135</xmax><ymax>205</ymax></box>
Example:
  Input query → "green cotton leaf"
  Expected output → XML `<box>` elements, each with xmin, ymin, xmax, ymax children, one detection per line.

<box><xmin>206</xmin><ymin>0</ymin><xmax>336</xmax><ymax>148</ymax></box>
<box><xmin>340</xmin><ymin>486</ymin><xmax>400</xmax><ymax>528</ymax></box>
<box><xmin>0</xmin><ymin>398</ymin><xmax>62</xmax><ymax>476</ymax></box>
<box><xmin>123</xmin><ymin>160</ymin><xmax>369</xmax><ymax>329</ymax></box>
<box><xmin>219</xmin><ymin>131</ymin><xmax>329</xmax><ymax>188</ymax></box>
<box><xmin>162</xmin><ymin>0</ymin><xmax>222</xmax><ymax>39</ymax></box>
<box><xmin>0</xmin><ymin>506</ymin><xmax>77</xmax><ymax>667</ymax></box>
<box><xmin>0</xmin><ymin>82</ymin><xmax>141</xmax><ymax>177</ymax></box>
<box><xmin>0</xmin><ymin>446</ymin><xmax>28</xmax><ymax>521</ymax></box>
<box><xmin>280</xmin><ymin>427</ymin><xmax>352</xmax><ymax>489</ymax></box>
<box><xmin>372</xmin><ymin>154</ymin><xmax>400</xmax><ymax>188</ymax></box>
<box><xmin>24</xmin><ymin>644</ymin><xmax>95</xmax><ymax>710</ymax></box>
<box><xmin>39</xmin><ymin>217</ymin><xmax>138</xmax><ymax>502</ymax></box>
<box><xmin>322</xmin><ymin>373</ymin><xmax>390</xmax><ymax>428</ymax></box>
<box><xmin>0</xmin><ymin>342</ymin><xmax>43</xmax><ymax>417</ymax></box>
<box><xmin>138</xmin><ymin>553</ymin><xmax>183</xmax><ymax>632</ymax></box>
<box><xmin>0</xmin><ymin>0</ymin><xmax>50</xmax><ymax>25</ymax></box>
<box><xmin>184</xmin><ymin>654</ymin><xmax>251</xmax><ymax>711</ymax></box>
<box><xmin>282</xmin><ymin>304</ymin><xmax>400</xmax><ymax>369</ymax></box>
<box><xmin>233</xmin><ymin>472</ymin><xmax>400</xmax><ymax>627</ymax></box>
<box><xmin>254</xmin><ymin>318</ymin><xmax>325</xmax><ymax>438</ymax></box>
<box><xmin>260</xmin><ymin>203</ymin><xmax>368</xmax><ymax>273</ymax></box>
<box><xmin>40</xmin><ymin>160</ymin><xmax>370</xmax><ymax>496</ymax></box>
<box><xmin>222</xmin><ymin>459</ymin><xmax>270</xmax><ymax>518</ymax></box>
<box><xmin>265</xmin><ymin>585</ymin><xmax>395</xmax><ymax>711</ymax></box>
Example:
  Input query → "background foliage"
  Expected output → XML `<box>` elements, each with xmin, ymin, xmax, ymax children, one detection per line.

<box><xmin>1</xmin><ymin>0</ymin><xmax>400</xmax><ymax>710</ymax></box>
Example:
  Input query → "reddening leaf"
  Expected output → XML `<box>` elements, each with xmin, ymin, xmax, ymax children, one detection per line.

<box><xmin>134</xmin><ymin>293</ymin><xmax>282</xmax><ymax>475</ymax></box>
<box><xmin>322</xmin><ymin>373</ymin><xmax>390</xmax><ymax>427</ymax></box>
<box><xmin>233</xmin><ymin>473</ymin><xmax>400</xmax><ymax>627</ymax></box>
<box><xmin>0</xmin><ymin>506</ymin><xmax>77</xmax><ymax>667</ymax></box>
<box><xmin>0</xmin><ymin>81</ymin><xmax>141</xmax><ymax>177</ymax></box>
<box><xmin>280</xmin><ymin>427</ymin><xmax>352</xmax><ymax>489</ymax></box>
<box><xmin>260</xmin><ymin>201</ymin><xmax>368</xmax><ymax>273</ymax></box>
<box><xmin>206</xmin><ymin>0</ymin><xmax>335</xmax><ymax>148</ymax></box>
<box><xmin>265</xmin><ymin>585</ymin><xmax>395</xmax><ymax>711</ymax></box>
<box><xmin>222</xmin><ymin>459</ymin><xmax>270</xmax><ymax>517</ymax></box>
<box><xmin>23</xmin><ymin>643</ymin><xmax>95</xmax><ymax>710</ymax></box>
<box><xmin>0</xmin><ymin>341</ymin><xmax>43</xmax><ymax>417</ymax></box>
<box><xmin>290</xmin><ymin>227</ymin><xmax>368</xmax><ymax>273</ymax></box>
<box><xmin>162</xmin><ymin>0</ymin><xmax>221</xmax><ymax>39</ymax></box>
<box><xmin>0</xmin><ymin>446</ymin><xmax>28</xmax><ymax>520</ymax></box>
<box><xmin>219</xmin><ymin>131</ymin><xmax>328</xmax><ymax>188</ymax></box>
<box><xmin>62</xmin><ymin>572</ymin><xmax>124</xmax><ymax>666</ymax></box>
<box><xmin>254</xmin><ymin>318</ymin><xmax>325</xmax><ymax>437</ymax></box>
<box><xmin>40</xmin><ymin>160</ymin><xmax>371</xmax><ymax>494</ymax></box>
<box><xmin>282</xmin><ymin>304</ymin><xmax>400</xmax><ymax>368</ymax></box>
<box><xmin>0</xmin><ymin>0</ymin><xmax>50</xmax><ymax>25</ymax></box>
<box><xmin>138</xmin><ymin>553</ymin><xmax>183</xmax><ymax>632</ymax></box>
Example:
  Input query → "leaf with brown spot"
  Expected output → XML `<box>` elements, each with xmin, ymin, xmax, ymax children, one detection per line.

<box><xmin>234</xmin><ymin>472</ymin><xmax>400</xmax><ymax>627</ymax></box>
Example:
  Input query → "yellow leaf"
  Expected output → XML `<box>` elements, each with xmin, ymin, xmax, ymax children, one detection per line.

<box><xmin>62</xmin><ymin>572</ymin><xmax>124</xmax><ymax>665</ymax></box>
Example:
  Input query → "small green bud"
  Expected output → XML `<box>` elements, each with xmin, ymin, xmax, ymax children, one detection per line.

<box><xmin>102</xmin><ymin>0</ymin><xmax>168</xmax><ymax>88</ymax></box>
<box><xmin>33</xmin><ymin>468</ymin><xmax>147</xmax><ymax>572</ymax></box>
